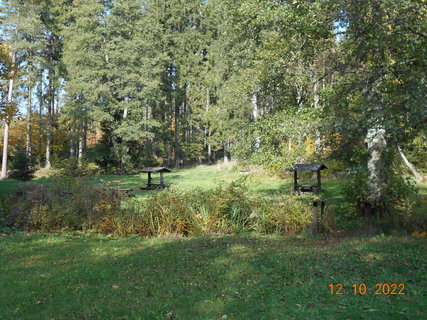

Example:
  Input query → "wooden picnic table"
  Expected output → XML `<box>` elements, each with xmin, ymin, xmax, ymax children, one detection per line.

<box><xmin>140</xmin><ymin>167</ymin><xmax>172</xmax><ymax>190</ymax></box>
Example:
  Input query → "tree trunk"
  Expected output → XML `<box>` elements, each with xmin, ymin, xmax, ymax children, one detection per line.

<box><xmin>38</xmin><ymin>78</ymin><xmax>43</xmax><ymax>155</ymax></box>
<box><xmin>223</xmin><ymin>140</ymin><xmax>230</xmax><ymax>164</ymax></box>
<box><xmin>78</xmin><ymin>132</ymin><xmax>83</xmax><ymax>167</ymax></box>
<box><xmin>206</xmin><ymin>88</ymin><xmax>212</xmax><ymax>163</ymax></box>
<box><xmin>365</xmin><ymin>128</ymin><xmax>387</xmax><ymax>204</ymax></box>
<box><xmin>70</xmin><ymin>127</ymin><xmax>75</xmax><ymax>158</ymax></box>
<box><xmin>124</xmin><ymin>96</ymin><xmax>129</xmax><ymax>119</ymax></box>
<box><xmin>313</xmin><ymin>81</ymin><xmax>321</xmax><ymax>152</ymax></box>
<box><xmin>207</xmin><ymin>140</ymin><xmax>212</xmax><ymax>163</ymax></box>
<box><xmin>252</xmin><ymin>92</ymin><xmax>260</xmax><ymax>150</ymax></box>
<box><xmin>174</xmin><ymin>100</ymin><xmax>180</xmax><ymax>168</ymax></box>
<box><xmin>26</xmin><ymin>85</ymin><xmax>32</xmax><ymax>159</ymax></box>
<box><xmin>83</xmin><ymin>122</ymin><xmax>87</xmax><ymax>152</ymax></box>
<box><xmin>364</xmin><ymin>128</ymin><xmax>387</xmax><ymax>234</ymax></box>
<box><xmin>45</xmin><ymin>70</ymin><xmax>55</xmax><ymax>169</ymax></box>
<box><xmin>0</xmin><ymin>77</ymin><xmax>14</xmax><ymax>180</ymax></box>
<box><xmin>45</xmin><ymin>88</ymin><xmax>53</xmax><ymax>169</ymax></box>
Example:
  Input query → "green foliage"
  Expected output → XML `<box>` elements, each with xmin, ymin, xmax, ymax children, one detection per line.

<box><xmin>8</xmin><ymin>145</ymin><xmax>34</xmax><ymax>181</ymax></box>
<box><xmin>52</xmin><ymin>157</ymin><xmax>102</xmax><ymax>177</ymax></box>
<box><xmin>341</xmin><ymin>155</ymin><xmax>420</xmax><ymax>233</ymax></box>
<box><xmin>404</xmin><ymin>133</ymin><xmax>427</xmax><ymax>173</ymax></box>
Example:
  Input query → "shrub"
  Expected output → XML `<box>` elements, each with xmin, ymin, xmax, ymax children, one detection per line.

<box><xmin>4</xmin><ymin>179</ymin><xmax>118</xmax><ymax>231</ymax></box>
<box><xmin>53</xmin><ymin>157</ymin><xmax>102</xmax><ymax>177</ymax></box>
<box><xmin>9</xmin><ymin>145</ymin><xmax>35</xmax><ymax>181</ymax></box>
<box><xmin>341</xmin><ymin>155</ymin><xmax>420</xmax><ymax>233</ymax></box>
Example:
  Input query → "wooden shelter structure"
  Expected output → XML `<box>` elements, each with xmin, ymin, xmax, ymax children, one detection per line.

<box><xmin>140</xmin><ymin>167</ymin><xmax>172</xmax><ymax>190</ymax></box>
<box><xmin>285</xmin><ymin>163</ymin><xmax>327</xmax><ymax>195</ymax></box>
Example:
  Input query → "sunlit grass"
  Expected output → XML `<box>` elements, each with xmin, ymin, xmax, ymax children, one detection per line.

<box><xmin>0</xmin><ymin>164</ymin><xmax>293</xmax><ymax>199</ymax></box>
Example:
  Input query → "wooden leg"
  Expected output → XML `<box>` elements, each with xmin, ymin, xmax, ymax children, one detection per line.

<box><xmin>160</xmin><ymin>172</ymin><xmax>164</xmax><ymax>187</ymax></box>
<box><xmin>148</xmin><ymin>172</ymin><xmax>152</xmax><ymax>187</ymax></box>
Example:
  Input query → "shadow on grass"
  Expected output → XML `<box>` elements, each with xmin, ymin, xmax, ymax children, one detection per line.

<box><xmin>1</xmin><ymin>234</ymin><xmax>425</xmax><ymax>319</ymax></box>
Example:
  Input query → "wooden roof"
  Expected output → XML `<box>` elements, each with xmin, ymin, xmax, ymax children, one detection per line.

<box><xmin>285</xmin><ymin>163</ymin><xmax>327</xmax><ymax>172</ymax></box>
<box><xmin>141</xmin><ymin>167</ymin><xmax>172</xmax><ymax>173</ymax></box>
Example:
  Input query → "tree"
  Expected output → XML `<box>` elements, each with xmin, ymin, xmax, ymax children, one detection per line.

<box><xmin>325</xmin><ymin>0</ymin><xmax>427</xmax><ymax>220</ymax></box>
<box><xmin>0</xmin><ymin>48</ymin><xmax>16</xmax><ymax>180</ymax></box>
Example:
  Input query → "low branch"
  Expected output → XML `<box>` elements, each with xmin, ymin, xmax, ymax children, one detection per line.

<box><xmin>398</xmin><ymin>146</ymin><xmax>422</xmax><ymax>182</ymax></box>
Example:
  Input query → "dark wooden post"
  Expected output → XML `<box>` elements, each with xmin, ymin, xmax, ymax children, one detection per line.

<box><xmin>294</xmin><ymin>170</ymin><xmax>298</xmax><ymax>194</ymax></box>
<box><xmin>316</xmin><ymin>170</ymin><xmax>321</xmax><ymax>194</ymax></box>
<box><xmin>160</xmin><ymin>172</ymin><xmax>164</xmax><ymax>187</ymax></box>
<box><xmin>148</xmin><ymin>172</ymin><xmax>152</xmax><ymax>187</ymax></box>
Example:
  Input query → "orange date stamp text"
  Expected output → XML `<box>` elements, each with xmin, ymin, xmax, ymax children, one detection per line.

<box><xmin>328</xmin><ymin>283</ymin><xmax>406</xmax><ymax>295</ymax></box>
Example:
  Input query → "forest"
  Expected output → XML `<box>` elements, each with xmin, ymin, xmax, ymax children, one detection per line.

<box><xmin>0</xmin><ymin>0</ymin><xmax>426</xmax><ymax>318</ymax></box>
<box><xmin>0</xmin><ymin>0</ymin><xmax>424</xmax><ymax>170</ymax></box>
<box><xmin>1</xmin><ymin>0</ymin><xmax>426</xmax><ymax>220</ymax></box>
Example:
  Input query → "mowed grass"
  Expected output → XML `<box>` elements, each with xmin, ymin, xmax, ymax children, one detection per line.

<box><xmin>0</xmin><ymin>165</ymin><xmax>292</xmax><ymax>199</ymax></box>
<box><xmin>0</xmin><ymin>234</ymin><xmax>426</xmax><ymax>320</ymax></box>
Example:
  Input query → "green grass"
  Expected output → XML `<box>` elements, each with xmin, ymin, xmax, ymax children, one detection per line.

<box><xmin>0</xmin><ymin>165</ymin><xmax>293</xmax><ymax>199</ymax></box>
<box><xmin>0</xmin><ymin>164</ymin><xmax>339</xmax><ymax>197</ymax></box>
<box><xmin>0</xmin><ymin>233</ymin><xmax>425</xmax><ymax>319</ymax></box>
<box><xmin>0</xmin><ymin>179</ymin><xmax>21</xmax><ymax>196</ymax></box>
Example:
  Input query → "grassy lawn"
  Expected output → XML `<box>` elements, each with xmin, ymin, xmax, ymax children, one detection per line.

<box><xmin>0</xmin><ymin>165</ymin><xmax>292</xmax><ymax>199</ymax></box>
<box><xmin>0</xmin><ymin>233</ymin><xmax>426</xmax><ymax>319</ymax></box>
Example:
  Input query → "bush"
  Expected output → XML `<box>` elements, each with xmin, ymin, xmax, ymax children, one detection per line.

<box><xmin>3</xmin><ymin>179</ymin><xmax>118</xmax><ymax>231</ymax></box>
<box><xmin>53</xmin><ymin>157</ymin><xmax>102</xmax><ymax>177</ymax></box>
<box><xmin>341</xmin><ymin>157</ymin><xmax>420</xmax><ymax>233</ymax></box>
<box><xmin>9</xmin><ymin>145</ymin><xmax>35</xmax><ymax>181</ymax></box>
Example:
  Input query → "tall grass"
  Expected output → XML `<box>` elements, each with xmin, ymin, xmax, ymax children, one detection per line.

<box><xmin>1</xmin><ymin>179</ymin><xmax>313</xmax><ymax>237</ymax></box>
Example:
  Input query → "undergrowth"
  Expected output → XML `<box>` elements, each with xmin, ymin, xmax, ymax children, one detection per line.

<box><xmin>0</xmin><ymin>179</ymin><xmax>313</xmax><ymax>237</ymax></box>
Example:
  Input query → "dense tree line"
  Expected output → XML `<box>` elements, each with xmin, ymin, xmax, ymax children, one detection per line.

<box><xmin>1</xmin><ymin>0</ymin><xmax>426</xmax><ymax>210</ymax></box>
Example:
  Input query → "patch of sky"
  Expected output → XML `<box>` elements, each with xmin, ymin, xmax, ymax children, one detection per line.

<box><xmin>334</xmin><ymin>19</ymin><xmax>348</xmax><ymax>41</ymax></box>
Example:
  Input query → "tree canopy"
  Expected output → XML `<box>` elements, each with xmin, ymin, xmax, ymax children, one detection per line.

<box><xmin>0</xmin><ymin>0</ymin><xmax>425</xmax><ymax>190</ymax></box>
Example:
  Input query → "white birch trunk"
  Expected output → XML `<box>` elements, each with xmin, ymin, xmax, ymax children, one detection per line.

<box><xmin>26</xmin><ymin>85</ymin><xmax>32</xmax><ymax>158</ymax></box>
<box><xmin>45</xmin><ymin>79</ymin><xmax>53</xmax><ymax>169</ymax></box>
<box><xmin>78</xmin><ymin>133</ymin><xmax>83</xmax><ymax>167</ymax></box>
<box><xmin>1</xmin><ymin>76</ymin><xmax>14</xmax><ymax>180</ymax></box>
<box><xmin>206</xmin><ymin>88</ymin><xmax>212</xmax><ymax>163</ymax></box>
<box><xmin>123</xmin><ymin>96</ymin><xmax>128</xmax><ymax>119</ymax></box>
<box><xmin>313</xmin><ymin>81</ymin><xmax>321</xmax><ymax>151</ymax></box>
<box><xmin>252</xmin><ymin>92</ymin><xmax>260</xmax><ymax>150</ymax></box>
